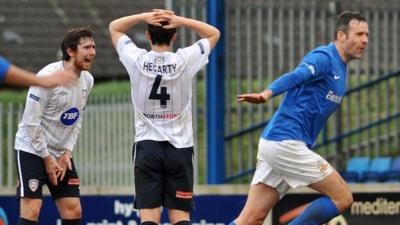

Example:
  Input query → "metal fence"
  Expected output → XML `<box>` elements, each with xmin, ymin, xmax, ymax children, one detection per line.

<box><xmin>0</xmin><ymin>96</ymin><xmax>133</xmax><ymax>187</ymax></box>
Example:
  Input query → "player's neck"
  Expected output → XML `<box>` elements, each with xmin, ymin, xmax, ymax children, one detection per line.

<box><xmin>63</xmin><ymin>60</ymin><xmax>81</xmax><ymax>77</ymax></box>
<box><xmin>333</xmin><ymin>41</ymin><xmax>350</xmax><ymax>64</ymax></box>
<box><xmin>151</xmin><ymin>44</ymin><xmax>171</xmax><ymax>52</ymax></box>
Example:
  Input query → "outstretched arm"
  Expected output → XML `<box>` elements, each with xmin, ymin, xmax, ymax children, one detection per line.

<box><xmin>5</xmin><ymin>65</ymin><xmax>76</xmax><ymax>88</ymax></box>
<box><xmin>237</xmin><ymin>89</ymin><xmax>273</xmax><ymax>104</ymax></box>
<box><xmin>237</xmin><ymin>66</ymin><xmax>312</xmax><ymax>104</ymax></box>
<box><xmin>1</xmin><ymin>57</ymin><xmax>75</xmax><ymax>87</ymax></box>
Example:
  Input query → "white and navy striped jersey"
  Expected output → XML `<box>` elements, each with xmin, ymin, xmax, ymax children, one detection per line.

<box><xmin>14</xmin><ymin>61</ymin><xmax>94</xmax><ymax>158</ymax></box>
<box><xmin>116</xmin><ymin>35</ymin><xmax>210</xmax><ymax>148</ymax></box>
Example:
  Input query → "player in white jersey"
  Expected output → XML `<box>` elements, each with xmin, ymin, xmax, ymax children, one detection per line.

<box><xmin>109</xmin><ymin>9</ymin><xmax>220</xmax><ymax>225</ymax></box>
<box><xmin>14</xmin><ymin>27</ymin><xmax>95</xmax><ymax>225</ymax></box>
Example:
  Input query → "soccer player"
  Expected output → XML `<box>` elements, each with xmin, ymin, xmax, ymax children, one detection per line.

<box><xmin>14</xmin><ymin>27</ymin><xmax>96</xmax><ymax>225</ymax></box>
<box><xmin>0</xmin><ymin>56</ymin><xmax>75</xmax><ymax>87</ymax></box>
<box><xmin>109</xmin><ymin>9</ymin><xmax>220</xmax><ymax>225</ymax></box>
<box><xmin>232</xmin><ymin>11</ymin><xmax>368</xmax><ymax>225</ymax></box>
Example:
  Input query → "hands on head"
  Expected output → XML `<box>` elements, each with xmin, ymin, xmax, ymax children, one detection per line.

<box><xmin>143</xmin><ymin>9</ymin><xmax>179</xmax><ymax>29</ymax></box>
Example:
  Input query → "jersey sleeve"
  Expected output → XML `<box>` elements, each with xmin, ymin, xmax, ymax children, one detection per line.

<box><xmin>177</xmin><ymin>38</ymin><xmax>211</xmax><ymax>78</ymax></box>
<box><xmin>116</xmin><ymin>35</ymin><xmax>147</xmax><ymax>74</ymax></box>
<box><xmin>0</xmin><ymin>56</ymin><xmax>11</xmax><ymax>81</ymax></box>
<box><xmin>21</xmin><ymin>86</ymin><xmax>51</xmax><ymax>157</ymax></box>
<box><xmin>84</xmin><ymin>72</ymin><xmax>95</xmax><ymax>93</ymax></box>
<box><xmin>268</xmin><ymin>52</ymin><xmax>331</xmax><ymax>96</ymax></box>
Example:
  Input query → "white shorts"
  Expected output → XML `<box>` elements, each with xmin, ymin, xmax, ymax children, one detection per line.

<box><xmin>251</xmin><ymin>138</ymin><xmax>334</xmax><ymax>198</ymax></box>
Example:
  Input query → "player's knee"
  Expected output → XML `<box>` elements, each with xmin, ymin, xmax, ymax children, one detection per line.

<box><xmin>62</xmin><ymin>201</ymin><xmax>82</xmax><ymax>218</ymax></box>
<box><xmin>334</xmin><ymin>191</ymin><xmax>353</xmax><ymax>212</ymax></box>
<box><xmin>21</xmin><ymin>205</ymin><xmax>41</xmax><ymax>221</ymax></box>
<box><xmin>342</xmin><ymin>192</ymin><xmax>354</xmax><ymax>209</ymax></box>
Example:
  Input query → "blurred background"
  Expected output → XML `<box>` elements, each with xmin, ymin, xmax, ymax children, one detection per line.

<box><xmin>0</xmin><ymin>0</ymin><xmax>400</xmax><ymax>225</ymax></box>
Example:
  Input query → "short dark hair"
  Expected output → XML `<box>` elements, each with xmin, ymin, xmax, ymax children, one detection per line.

<box><xmin>335</xmin><ymin>11</ymin><xmax>366</xmax><ymax>39</ymax></box>
<box><xmin>61</xmin><ymin>27</ymin><xmax>93</xmax><ymax>61</ymax></box>
<box><xmin>147</xmin><ymin>21</ymin><xmax>177</xmax><ymax>45</ymax></box>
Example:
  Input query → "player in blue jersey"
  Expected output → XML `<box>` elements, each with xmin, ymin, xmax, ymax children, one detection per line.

<box><xmin>231</xmin><ymin>11</ymin><xmax>368</xmax><ymax>225</ymax></box>
<box><xmin>0</xmin><ymin>56</ymin><xmax>75</xmax><ymax>87</ymax></box>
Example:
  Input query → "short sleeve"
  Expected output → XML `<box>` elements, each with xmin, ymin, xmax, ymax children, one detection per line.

<box><xmin>84</xmin><ymin>72</ymin><xmax>94</xmax><ymax>93</ymax></box>
<box><xmin>116</xmin><ymin>35</ymin><xmax>147</xmax><ymax>68</ymax></box>
<box><xmin>177</xmin><ymin>38</ymin><xmax>211</xmax><ymax>78</ymax></box>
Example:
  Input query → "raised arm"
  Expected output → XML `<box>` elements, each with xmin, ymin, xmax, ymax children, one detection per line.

<box><xmin>161</xmin><ymin>12</ymin><xmax>220</xmax><ymax>49</ymax></box>
<box><xmin>109</xmin><ymin>10</ymin><xmax>220</xmax><ymax>50</ymax></box>
<box><xmin>109</xmin><ymin>11</ymin><xmax>165</xmax><ymax>48</ymax></box>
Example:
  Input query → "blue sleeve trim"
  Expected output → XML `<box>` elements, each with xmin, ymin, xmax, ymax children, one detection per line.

<box><xmin>0</xmin><ymin>56</ymin><xmax>11</xmax><ymax>81</ymax></box>
<box><xmin>267</xmin><ymin>64</ymin><xmax>314</xmax><ymax>97</ymax></box>
<box><xmin>29</xmin><ymin>93</ymin><xmax>40</xmax><ymax>101</ymax></box>
<box><xmin>197</xmin><ymin>42</ymin><xmax>205</xmax><ymax>54</ymax></box>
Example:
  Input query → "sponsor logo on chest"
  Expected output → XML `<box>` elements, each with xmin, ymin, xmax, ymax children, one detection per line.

<box><xmin>325</xmin><ymin>90</ymin><xmax>343</xmax><ymax>104</ymax></box>
<box><xmin>60</xmin><ymin>107</ymin><xmax>80</xmax><ymax>126</ymax></box>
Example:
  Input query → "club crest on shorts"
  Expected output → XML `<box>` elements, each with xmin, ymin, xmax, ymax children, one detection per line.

<box><xmin>28</xmin><ymin>179</ymin><xmax>39</xmax><ymax>192</ymax></box>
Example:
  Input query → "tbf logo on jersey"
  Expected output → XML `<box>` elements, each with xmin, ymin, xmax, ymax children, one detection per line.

<box><xmin>60</xmin><ymin>107</ymin><xmax>80</xmax><ymax>126</ymax></box>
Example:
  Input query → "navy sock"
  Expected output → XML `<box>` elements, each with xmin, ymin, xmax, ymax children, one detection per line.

<box><xmin>141</xmin><ymin>221</ymin><xmax>158</xmax><ymax>225</ymax></box>
<box><xmin>62</xmin><ymin>218</ymin><xmax>81</xmax><ymax>225</ymax></box>
<box><xmin>288</xmin><ymin>196</ymin><xmax>340</xmax><ymax>225</ymax></box>
<box><xmin>18</xmin><ymin>218</ymin><xmax>38</xmax><ymax>225</ymax></box>
<box><xmin>174</xmin><ymin>221</ymin><xmax>191</xmax><ymax>225</ymax></box>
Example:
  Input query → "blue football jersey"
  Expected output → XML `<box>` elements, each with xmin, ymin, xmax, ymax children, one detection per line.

<box><xmin>262</xmin><ymin>43</ymin><xmax>347</xmax><ymax>148</ymax></box>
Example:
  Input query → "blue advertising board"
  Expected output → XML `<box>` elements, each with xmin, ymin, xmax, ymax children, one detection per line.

<box><xmin>0</xmin><ymin>195</ymin><xmax>246</xmax><ymax>225</ymax></box>
<box><xmin>273</xmin><ymin>193</ymin><xmax>400</xmax><ymax>225</ymax></box>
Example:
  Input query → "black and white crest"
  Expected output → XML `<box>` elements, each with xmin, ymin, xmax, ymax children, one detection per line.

<box><xmin>82</xmin><ymin>90</ymin><xmax>88</xmax><ymax>99</ymax></box>
<box><xmin>28</xmin><ymin>179</ymin><xmax>39</xmax><ymax>192</ymax></box>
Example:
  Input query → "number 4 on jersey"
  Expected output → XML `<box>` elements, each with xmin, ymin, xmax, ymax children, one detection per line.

<box><xmin>149</xmin><ymin>74</ymin><xmax>170</xmax><ymax>108</ymax></box>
